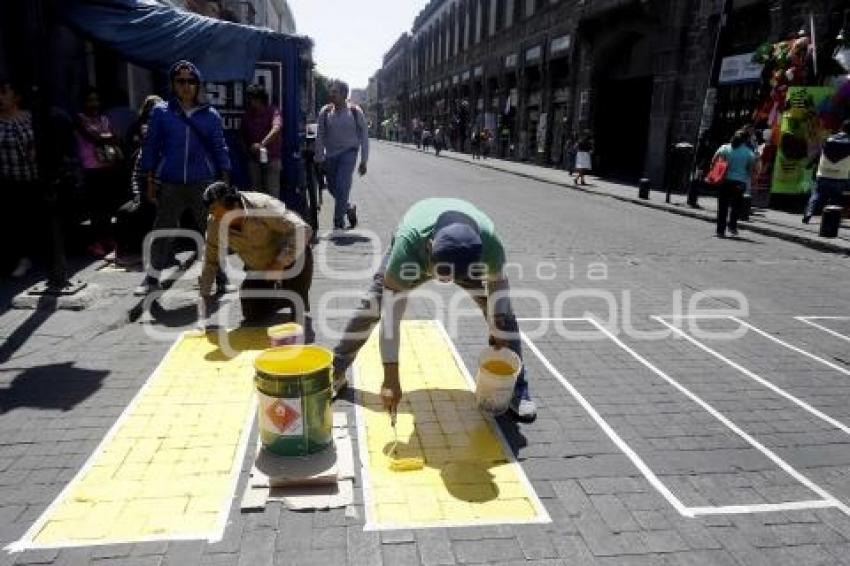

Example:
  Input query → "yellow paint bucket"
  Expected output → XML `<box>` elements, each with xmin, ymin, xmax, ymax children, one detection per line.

<box><xmin>267</xmin><ymin>323</ymin><xmax>304</xmax><ymax>347</ymax></box>
<box><xmin>254</xmin><ymin>345</ymin><xmax>333</xmax><ymax>456</ymax></box>
<box><xmin>474</xmin><ymin>347</ymin><xmax>521</xmax><ymax>415</ymax></box>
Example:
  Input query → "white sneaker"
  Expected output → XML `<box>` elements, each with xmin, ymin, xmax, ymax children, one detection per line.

<box><xmin>133</xmin><ymin>278</ymin><xmax>160</xmax><ymax>296</ymax></box>
<box><xmin>509</xmin><ymin>397</ymin><xmax>537</xmax><ymax>422</ymax></box>
<box><xmin>11</xmin><ymin>258</ymin><xmax>32</xmax><ymax>278</ymax></box>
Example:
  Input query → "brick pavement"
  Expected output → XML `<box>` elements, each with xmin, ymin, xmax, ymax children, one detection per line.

<box><xmin>382</xmin><ymin>140</ymin><xmax>850</xmax><ymax>256</ymax></box>
<box><xmin>0</xmin><ymin>142</ymin><xmax>849</xmax><ymax>564</ymax></box>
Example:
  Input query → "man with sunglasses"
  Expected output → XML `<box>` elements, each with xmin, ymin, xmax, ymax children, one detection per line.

<box><xmin>330</xmin><ymin>197</ymin><xmax>537</xmax><ymax>422</ymax></box>
<box><xmin>136</xmin><ymin>60</ymin><xmax>232</xmax><ymax>295</ymax></box>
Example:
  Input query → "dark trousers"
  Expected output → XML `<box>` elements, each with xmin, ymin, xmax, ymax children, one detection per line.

<box><xmin>805</xmin><ymin>177</ymin><xmax>848</xmax><ymax>218</ymax></box>
<box><xmin>150</xmin><ymin>182</ymin><xmax>209</xmax><ymax>272</ymax></box>
<box><xmin>3</xmin><ymin>180</ymin><xmax>40</xmax><ymax>270</ymax></box>
<box><xmin>83</xmin><ymin>167</ymin><xmax>126</xmax><ymax>244</ymax></box>
<box><xmin>716</xmin><ymin>181</ymin><xmax>745</xmax><ymax>235</ymax></box>
<box><xmin>240</xmin><ymin>246</ymin><xmax>313</xmax><ymax>324</ymax></box>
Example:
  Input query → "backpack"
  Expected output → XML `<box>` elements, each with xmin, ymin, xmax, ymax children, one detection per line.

<box><xmin>320</xmin><ymin>103</ymin><xmax>363</xmax><ymax>139</ymax></box>
<box><xmin>705</xmin><ymin>145</ymin><xmax>730</xmax><ymax>186</ymax></box>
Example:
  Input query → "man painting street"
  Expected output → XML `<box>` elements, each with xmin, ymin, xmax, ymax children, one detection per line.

<box><xmin>315</xmin><ymin>80</ymin><xmax>369</xmax><ymax>230</ymax></box>
<box><xmin>199</xmin><ymin>182</ymin><xmax>313</xmax><ymax>326</ymax></box>
<box><xmin>331</xmin><ymin>197</ymin><xmax>537</xmax><ymax>422</ymax></box>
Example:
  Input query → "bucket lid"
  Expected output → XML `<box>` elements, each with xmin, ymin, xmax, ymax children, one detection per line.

<box><xmin>254</xmin><ymin>345</ymin><xmax>333</xmax><ymax>380</ymax></box>
<box><xmin>267</xmin><ymin>322</ymin><xmax>304</xmax><ymax>338</ymax></box>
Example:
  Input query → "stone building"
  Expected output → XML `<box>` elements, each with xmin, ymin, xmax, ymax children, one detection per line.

<box><xmin>378</xmin><ymin>0</ymin><xmax>847</xmax><ymax>185</ymax></box>
<box><xmin>379</xmin><ymin>34</ymin><xmax>412</xmax><ymax>140</ymax></box>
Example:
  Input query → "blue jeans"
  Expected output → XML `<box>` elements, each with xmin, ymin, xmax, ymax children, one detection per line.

<box><xmin>806</xmin><ymin>177</ymin><xmax>848</xmax><ymax>218</ymax></box>
<box><xmin>325</xmin><ymin>148</ymin><xmax>358</xmax><ymax>227</ymax></box>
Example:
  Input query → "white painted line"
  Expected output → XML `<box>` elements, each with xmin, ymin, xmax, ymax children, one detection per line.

<box><xmin>7</xmin><ymin>330</ymin><xmax>258</xmax><ymax>552</ymax></box>
<box><xmin>584</xmin><ymin>318</ymin><xmax>849</xmax><ymax>517</ymax></box>
<box><xmin>435</xmin><ymin>320</ymin><xmax>551</xmax><ymax>527</ymax></box>
<box><xmin>354</xmin><ymin>321</ymin><xmax>550</xmax><ymax>532</ymax></box>
<box><xmin>516</xmin><ymin>317</ymin><xmax>589</xmax><ymax>322</ymax></box>
<box><xmin>688</xmin><ymin>500</ymin><xmax>836</xmax><ymax>516</ymax></box>
<box><xmin>657</xmin><ymin>314</ymin><xmax>738</xmax><ymax>320</ymax></box>
<box><xmin>520</xmin><ymin>330</ymin><xmax>694</xmax><ymax>518</ymax></box>
<box><xmin>797</xmin><ymin>317</ymin><xmax>850</xmax><ymax>344</ymax></box>
<box><xmin>653</xmin><ymin>317</ymin><xmax>850</xmax><ymax>437</ymax></box>
<box><xmin>729</xmin><ymin>317</ymin><xmax>850</xmax><ymax>377</ymax></box>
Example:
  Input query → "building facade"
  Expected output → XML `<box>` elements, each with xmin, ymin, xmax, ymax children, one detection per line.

<box><xmin>379</xmin><ymin>33</ymin><xmax>412</xmax><ymax>140</ymax></box>
<box><xmin>379</xmin><ymin>0</ymin><xmax>847</xmax><ymax>185</ymax></box>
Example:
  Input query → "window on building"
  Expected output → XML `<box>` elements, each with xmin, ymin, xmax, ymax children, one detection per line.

<box><xmin>489</xmin><ymin>0</ymin><xmax>498</xmax><ymax>36</ymax></box>
<box><xmin>525</xmin><ymin>0</ymin><xmax>534</xmax><ymax>18</ymax></box>
<box><xmin>505</xmin><ymin>0</ymin><xmax>514</xmax><ymax>28</ymax></box>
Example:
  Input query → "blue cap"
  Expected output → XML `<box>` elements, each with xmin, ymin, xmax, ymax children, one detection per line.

<box><xmin>431</xmin><ymin>211</ymin><xmax>483</xmax><ymax>280</ymax></box>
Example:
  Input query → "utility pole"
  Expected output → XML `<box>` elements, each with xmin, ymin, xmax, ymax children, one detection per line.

<box><xmin>688</xmin><ymin>0</ymin><xmax>734</xmax><ymax>208</ymax></box>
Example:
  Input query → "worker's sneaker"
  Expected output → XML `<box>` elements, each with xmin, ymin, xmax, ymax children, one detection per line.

<box><xmin>509</xmin><ymin>382</ymin><xmax>537</xmax><ymax>422</ymax></box>
<box><xmin>332</xmin><ymin>370</ymin><xmax>348</xmax><ymax>399</ymax></box>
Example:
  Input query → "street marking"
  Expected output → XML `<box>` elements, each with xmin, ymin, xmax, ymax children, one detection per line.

<box><xmin>728</xmin><ymin>317</ymin><xmax>850</xmax><ymax>377</ymax></box>
<box><xmin>353</xmin><ymin>320</ymin><xmax>549</xmax><ymax>530</ymax></box>
<box><xmin>797</xmin><ymin>316</ymin><xmax>850</xmax><ymax>344</ymax></box>
<box><xmin>522</xmin><ymin>318</ymin><xmax>849</xmax><ymax>518</ymax></box>
<box><xmin>8</xmin><ymin>329</ymin><xmax>266</xmax><ymax>551</ymax></box>
<box><xmin>653</xmin><ymin>317</ymin><xmax>850</xmax><ymax>437</ymax></box>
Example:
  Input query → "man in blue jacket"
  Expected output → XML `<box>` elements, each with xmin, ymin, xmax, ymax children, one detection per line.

<box><xmin>136</xmin><ymin>60</ymin><xmax>232</xmax><ymax>295</ymax></box>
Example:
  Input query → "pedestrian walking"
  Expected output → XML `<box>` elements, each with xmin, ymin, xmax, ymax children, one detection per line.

<box><xmin>302</xmin><ymin>122</ymin><xmax>322</xmax><ymax>236</ymax></box>
<box><xmin>75</xmin><ymin>87</ymin><xmax>127</xmax><ymax>258</ymax></box>
<box><xmin>136</xmin><ymin>60</ymin><xmax>232</xmax><ymax>295</ymax></box>
<box><xmin>470</xmin><ymin>129</ymin><xmax>482</xmax><ymax>160</ymax></box>
<box><xmin>315</xmin><ymin>80</ymin><xmax>369</xmax><ymax>230</ymax></box>
<box><xmin>573</xmin><ymin>134</ymin><xmax>593</xmax><ymax>185</ymax></box>
<box><xmin>565</xmin><ymin>132</ymin><xmax>578</xmax><ymax>174</ymax></box>
<box><xmin>422</xmin><ymin>128</ymin><xmax>432</xmax><ymax>152</ymax></box>
<box><xmin>329</xmin><ymin>197</ymin><xmax>537</xmax><ymax>422</ymax></box>
<box><xmin>434</xmin><ymin>126</ymin><xmax>445</xmax><ymax>157</ymax></box>
<box><xmin>0</xmin><ymin>79</ymin><xmax>38</xmax><ymax>278</ymax></box>
<box><xmin>198</xmin><ymin>182</ymin><xmax>313</xmax><ymax>326</ymax></box>
<box><xmin>803</xmin><ymin>120</ymin><xmax>850</xmax><ymax>224</ymax></box>
<box><xmin>113</xmin><ymin>95</ymin><xmax>162</xmax><ymax>264</ymax></box>
<box><xmin>711</xmin><ymin>130</ymin><xmax>755</xmax><ymax>238</ymax></box>
<box><xmin>241</xmin><ymin>83</ymin><xmax>282</xmax><ymax>197</ymax></box>
<box><xmin>481</xmin><ymin>129</ymin><xmax>492</xmax><ymax>160</ymax></box>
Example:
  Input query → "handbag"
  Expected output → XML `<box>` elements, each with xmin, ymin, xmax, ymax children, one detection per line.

<box><xmin>705</xmin><ymin>152</ymin><xmax>729</xmax><ymax>186</ymax></box>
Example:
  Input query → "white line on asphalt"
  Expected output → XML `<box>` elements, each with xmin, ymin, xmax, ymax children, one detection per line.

<box><xmin>728</xmin><ymin>316</ymin><xmax>850</xmax><ymax>377</ymax></box>
<box><xmin>522</xmin><ymin>318</ymin><xmax>848</xmax><ymax>518</ymax></box>
<box><xmin>519</xmin><ymin>329</ymin><xmax>695</xmax><ymax>518</ymax></box>
<box><xmin>796</xmin><ymin>316</ymin><xmax>850</xmax><ymax>344</ymax></box>
<box><xmin>6</xmin><ymin>331</ymin><xmax>245</xmax><ymax>552</ymax></box>
<box><xmin>653</xmin><ymin>317</ymin><xmax>850</xmax><ymax>436</ymax></box>
<box><xmin>585</xmin><ymin>318</ymin><xmax>849</xmax><ymax>517</ymax></box>
<box><xmin>354</xmin><ymin>321</ymin><xmax>551</xmax><ymax>532</ymax></box>
<box><xmin>516</xmin><ymin>318</ymin><xmax>590</xmax><ymax>322</ymax></box>
<box><xmin>688</xmin><ymin>500</ymin><xmax>836</xmax><ymax>516</ymax></box>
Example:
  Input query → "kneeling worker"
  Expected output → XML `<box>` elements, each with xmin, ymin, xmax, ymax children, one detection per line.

<box><xmin>331</xmin><ymin>197</ymin><xmax>536</xmax><ymax>422</ymax></box>
<box><xmin>199</xmin><ymin>182</ymin><xmax>313</xmax><ymax>325</ymax></box>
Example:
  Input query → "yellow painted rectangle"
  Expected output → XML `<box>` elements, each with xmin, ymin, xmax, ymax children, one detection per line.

<box><xmin>14</xmin><ymin>329</ymin><xmax>267</xmax><ymax>549</ymax></box>
<box><xmin>354</xmin><ymin>320</ymin><xmax>548</xmax><ymax>529</ymax></box>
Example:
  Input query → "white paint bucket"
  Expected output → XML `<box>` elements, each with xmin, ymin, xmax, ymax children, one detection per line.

<box><xmin>474</xmin><ymin>347</ymin><xmax>521</xmax><ymax>415</ymax></box>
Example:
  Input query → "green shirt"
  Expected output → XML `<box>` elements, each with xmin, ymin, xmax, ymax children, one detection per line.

<box><xmin>385</xmin><ymin>198</ymin><xmax>505</xmax><ymax>290</ymax></box>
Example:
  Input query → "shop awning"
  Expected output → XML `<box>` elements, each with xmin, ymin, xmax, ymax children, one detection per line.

<box><xmin>59</xmin><ymin>0</ymin><xmax>311</xmax><ymax>83</ymax></box>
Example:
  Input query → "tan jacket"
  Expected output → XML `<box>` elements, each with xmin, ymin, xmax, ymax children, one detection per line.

<box><xmin>199</xmin><ymin>192</ymin><xmax>312</xmax><ymax>296</ymax></box>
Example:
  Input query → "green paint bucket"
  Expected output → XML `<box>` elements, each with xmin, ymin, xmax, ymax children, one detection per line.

<box><xmin>254</xmin><ymin>345</ymin><xmax>333</xmax><ymax>456</ymax></box>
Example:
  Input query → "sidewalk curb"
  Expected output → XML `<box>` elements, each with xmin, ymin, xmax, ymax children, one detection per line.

<box><xmin>379</xmin><ymin>140</ymin><xmax>850</xmax><ymax>255</ymax></box>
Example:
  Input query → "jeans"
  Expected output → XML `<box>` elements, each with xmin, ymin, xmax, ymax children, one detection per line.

<box><xmin>332</xmin><ymin>250</ymin><xmax>529</xmax><ymax>399</ymax></box>
<box><xmin>240</xmin><ymin>246</ymin><xmax>313</xmax><ymax>324</ymax></box>
<box><xmin>805</xmin><ymin>177</ymin><xmax>848</xmax><ymax>218</ymax></box>
<box><xmin>716</xmin><ymin>180</ymin><xmax>745</xmax><ymax>235</ymax></box>
<box><xmin>325</xmin><ymin>148</ymin><xmax>358</xmax><ymax>227</ymax></box>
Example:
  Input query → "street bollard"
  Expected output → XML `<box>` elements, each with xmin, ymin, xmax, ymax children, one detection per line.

<box><xmin>820</xmin><ymin>206</ymin><xmax>843</xmax><ymax>238</ymax></box>
<box><xmin>639</xmin><ymin>178</ymin><xmax>651</xmax><ymax>200</ymax></box>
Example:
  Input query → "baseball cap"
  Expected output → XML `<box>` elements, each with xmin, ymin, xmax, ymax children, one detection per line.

<box><xmin>430</xmin><ymin>211</ymin><xmax>483</xmax><ymax>280</ymax></box>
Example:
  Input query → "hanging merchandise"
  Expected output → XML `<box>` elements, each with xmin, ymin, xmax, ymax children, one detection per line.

<box><xmin>752</xmin><ymin>35</ymin><xmax>813</xmax><ymax>127</ymax></box>
<box><xmin>771</xmin><ymin>86</ymin><xmax>836</xmax><ymax>194</ymax></box>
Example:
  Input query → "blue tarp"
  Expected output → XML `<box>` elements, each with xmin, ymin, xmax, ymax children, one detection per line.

<box><xmin>59</xmin><ymin>0</ymin><xmax>309</xmax><ymax>83</ymax></box>
<box><xmin>59</xmin><ymin>0</ymin><xmax>312</xmax><ymax>198</ymax></box>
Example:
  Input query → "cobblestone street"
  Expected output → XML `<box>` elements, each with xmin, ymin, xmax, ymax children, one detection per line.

<box><xmin>2</xmin><ymin>142</ymin><xmax>850</xmax><ymax>565</ymax></box>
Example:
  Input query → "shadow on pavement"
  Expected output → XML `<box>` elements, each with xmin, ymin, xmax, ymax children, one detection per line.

<box><xmin>0</xmin><ymin>362</ymin><xmax>109</xmax><ymax>413</ymax></box>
